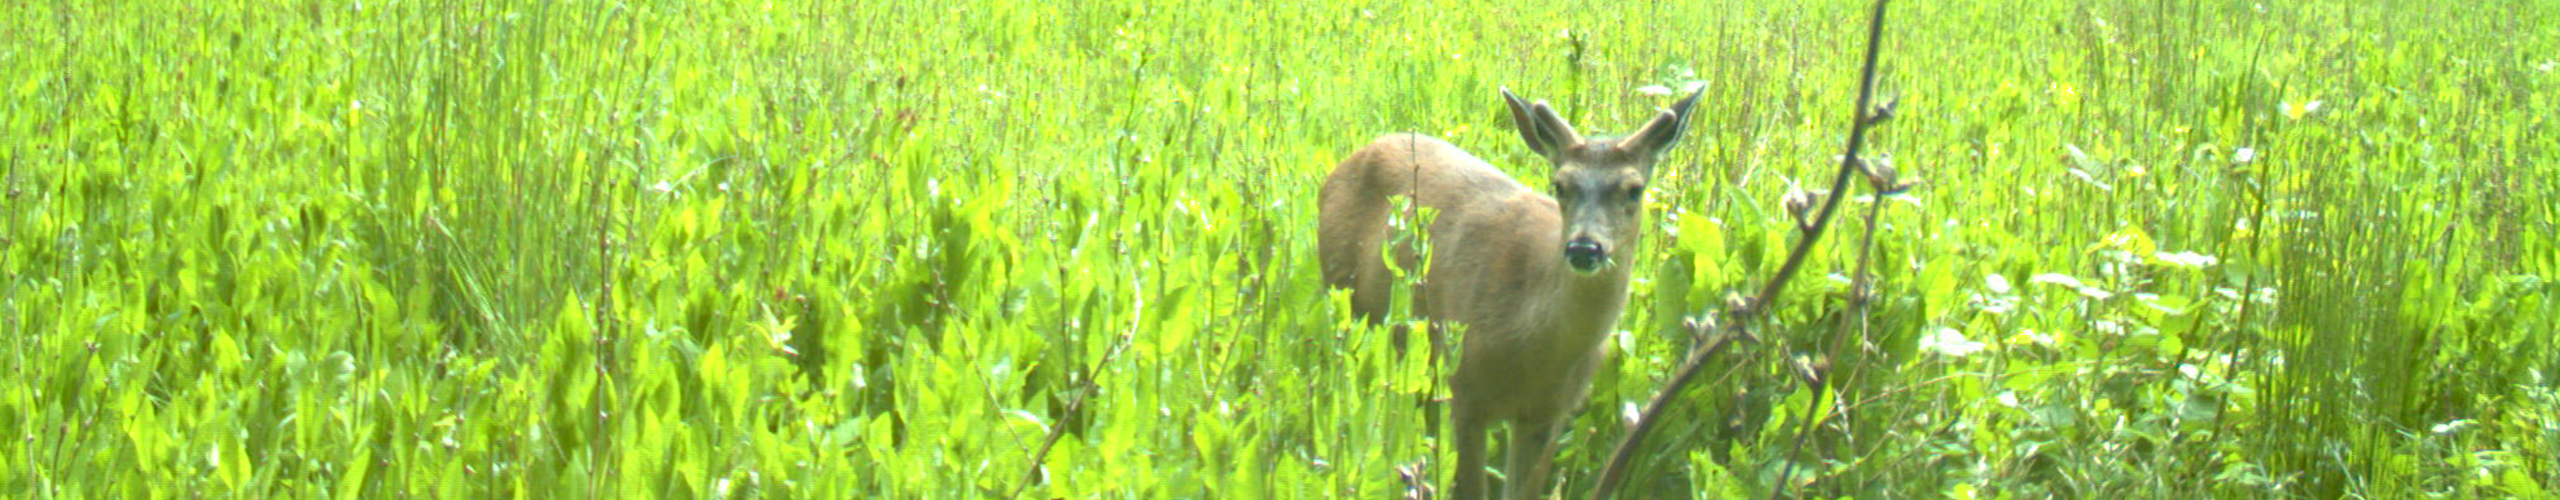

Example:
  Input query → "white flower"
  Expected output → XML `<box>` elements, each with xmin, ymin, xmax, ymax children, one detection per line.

<box><xmin>2029</xmin><ymin>273</ymin><xmax>2084</xmax><ymax>288</ymax></box>
<box><xmin>2031</xmin><ymin>273</ymin><xmax>2113</xmax><ymax>300</ymax></box>
<box><xmin>2153</xmin><ymin>251</ymin><xmax>2219</xmax><ymax>269</ymax></box>
<box><xmin>1919</xmin><ymin>326</ymin><xmax>1987</xmax><ymax>358</ymax></box>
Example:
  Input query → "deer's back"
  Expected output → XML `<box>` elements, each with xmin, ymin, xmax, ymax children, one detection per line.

<box><xmin>1318</xmin><ymin>132</ymin><xmax>1564</xmax><ymax>331</ymax></box>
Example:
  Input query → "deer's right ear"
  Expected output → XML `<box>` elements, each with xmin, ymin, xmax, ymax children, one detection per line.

<box><xmin>1502</xmin><ymin>88</ymin><xmax>1583</xmax><ymax>159</ymax></box>
<box><xmin>1502</xmin><ymin>87</ymin><xmax>1554</xmax><ymax>158</ymax></box>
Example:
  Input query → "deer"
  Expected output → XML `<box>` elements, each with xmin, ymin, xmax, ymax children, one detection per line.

<box><xmin>1318</xmin><ymin>86</ymin><xmax>1703</xmax><ymax>500</ymax></box>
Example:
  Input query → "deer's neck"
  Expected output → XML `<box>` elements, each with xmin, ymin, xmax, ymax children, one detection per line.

<box><xmin>1552</xmin><ymin>266</ymin><xmax>1634</xmax><ymax>336</ymax></box>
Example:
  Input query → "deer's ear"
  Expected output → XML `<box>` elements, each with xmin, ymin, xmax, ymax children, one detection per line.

<box><xmin>1529</xmin><ymin>101</ymin><xmax>1582</xmax><ymax>153</ymax></box>
<box><xmin>1502</xmin><ymin>87</ymin><xmax>1582</xmax><ymax>160</ymax></box>
<box><xmin>1502</xmin><ymin>87</ymin><xmax>1553</xmax><ymax>157</ymax></box>
<box><xmin>1625</xmin><ymin>87</ymin><xmax>1704</xmax><ymax>159</ymax></box>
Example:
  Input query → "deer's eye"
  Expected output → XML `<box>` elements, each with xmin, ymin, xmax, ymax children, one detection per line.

<box><xmin>1625</xmin><ymin>183</ymin><xmax>1645</xmax><ymax>202</ymax></box>
<box><xmin>1550</xmin><ymin>180</ymin><xmax>1566</xmax><ymax>196</ymax></box>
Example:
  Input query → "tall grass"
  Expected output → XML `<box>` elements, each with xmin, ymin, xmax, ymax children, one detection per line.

<box><xmin>1</xmin><ymin>0</ymin><xmax>2551</xmax><ymax>497</ymax></box>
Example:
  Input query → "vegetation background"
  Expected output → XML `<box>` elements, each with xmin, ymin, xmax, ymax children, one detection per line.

<box><xmin>4</xmin><ymin>0</ymin><xmax>2554</xmax><ymax>497</ymax></box>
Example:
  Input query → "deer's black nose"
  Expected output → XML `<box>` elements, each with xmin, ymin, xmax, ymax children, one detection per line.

<box><xmin>1564</xmin><ymin>239</ymin><xmax>1608</xmax><ymax>272</ymax></box>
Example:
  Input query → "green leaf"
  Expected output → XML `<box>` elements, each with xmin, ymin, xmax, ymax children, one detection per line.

<box><xmin>338</xmin><ymin>445</ymin><xmax>372</xmax><ymax>499</ymax></box>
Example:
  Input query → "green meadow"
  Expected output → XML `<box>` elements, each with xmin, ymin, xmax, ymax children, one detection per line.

<box><xmin>4</xmin><ymin>0</ymin><xmax>2554</xmax><ymax>497</ymax></box>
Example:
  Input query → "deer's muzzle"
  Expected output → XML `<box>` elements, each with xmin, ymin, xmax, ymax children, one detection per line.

<box><xmin>1564</xmin><ymin>238</ymin><xmax>1610</xmax><ymax>275</ymax></box>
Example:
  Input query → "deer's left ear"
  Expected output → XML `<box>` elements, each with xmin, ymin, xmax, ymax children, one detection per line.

<box><xmin>1624</xmin><ymin>87</ymin><xmax>1705</xmax><ymax>159</ymax></box>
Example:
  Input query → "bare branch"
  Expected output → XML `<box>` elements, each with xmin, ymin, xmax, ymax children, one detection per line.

<box><xmin>1587</xmin><ymin>0</ymin><xmax>1894</xmax><ymax>497</ymax></box>
<box><xmin>1007</xmin><ymin>329</ymin><xmax>1137</xmax><ymax>500</ymax></box>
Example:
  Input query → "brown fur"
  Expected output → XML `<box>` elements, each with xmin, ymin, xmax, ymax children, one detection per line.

<box><xmin>1319</xmin><ymin>88</ymin><xmax>1703</xmax><ymax>500</ymax></box>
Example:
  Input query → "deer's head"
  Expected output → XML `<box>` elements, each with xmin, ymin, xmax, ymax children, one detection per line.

<box><xmin>1503</xmin><ymin>87</ymin><xmax>1704</xmax><ymax>276</ymax></box>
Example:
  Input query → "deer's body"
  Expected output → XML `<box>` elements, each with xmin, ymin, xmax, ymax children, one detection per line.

<box><xmin>1319</xmin><ymin>132</ymin><xmax>1625</xmax><ymax>421</ymax></box>
<box><xmin>1320</xmin><ymin>88</ymin><xmax>1701</xmax><ymax>500</ymax></box>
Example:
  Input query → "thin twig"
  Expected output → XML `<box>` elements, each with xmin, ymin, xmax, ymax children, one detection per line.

<box><xmin>2198</xmin><ymin>160</ymin><xmax>2272</xmax><ymax>491</ymax></box>
<box><xmin>1587</xmin><ymin>1</ymin><xmax>1892</xmax><ymax>497</ymax></box>
<box><xmin>592</xmin><ymin>139</ymin><xmax>618</xmax><ymax>499</ymax></box>
<box><xmin>1771</xmin><ymin>184</ymin><xmax>1890</xmax><ymax>500</ymax></box>
<box><xmin>1586</xmin><ymin>324</ymin><xmax>1755</xmax><ymax>499</ymax></box>
<box><xmin>1739</xmin><ymin>0</ymin><xmax>1891</xmax><ymax>322</ymax></box>
<box><xmin>1827</xmin><ymin>170</ymin><xmax>1891</xmax><ymax>355</ymax></box>
<box><xmin>1769</xmin><ymin>370</ymin><xmax>1830</xmax><ymax>500</ymax></box>
<box><xmin>1007</xmin><ymin>329</ymin><xmax>1137</xmax><ymax>500</ymax></box>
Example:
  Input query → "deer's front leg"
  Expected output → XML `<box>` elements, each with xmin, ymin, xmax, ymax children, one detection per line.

<box><xmin>1502</xmin><ymin>415</ymin><xmax>1564</xmax><ymax>500</ymax></box>
<box><xmin>1451</xmin><ymin>403</ymin><xmax>1490</xmax><ymax>500</ymax></box>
